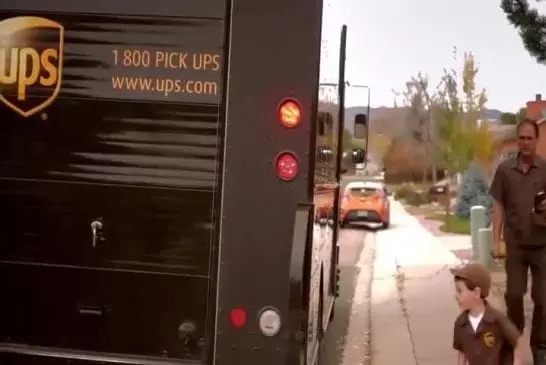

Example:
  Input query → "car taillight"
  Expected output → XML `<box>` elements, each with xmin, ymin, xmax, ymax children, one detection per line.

<box><xmin>278</xmin><ymin>99</ymin><xmax>301</xmax><ymax>128</ymax></box>
<box><xmin>342</xmin><ymin>194</ymin><xmax>350</xmax><ymax>205</ymax></box>
<box><xmin>275</xmin><ymin>151</ymin><xmax>299</xmax><ymax>181</ymax></box>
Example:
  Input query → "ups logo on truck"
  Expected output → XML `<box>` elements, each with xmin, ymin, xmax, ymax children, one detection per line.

<box><xmin>0</xmin><ymin>16</ymin><xmax>64</xmax><ymax>117</ymax></box>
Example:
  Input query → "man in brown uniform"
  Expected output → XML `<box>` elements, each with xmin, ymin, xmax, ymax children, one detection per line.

<box><xmin>490</xmin><ymin>119</ymin><xmax>546</xmax><ymax>363</ymax></box>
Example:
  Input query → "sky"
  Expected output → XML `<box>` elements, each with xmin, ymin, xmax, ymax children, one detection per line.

<box><xmin>321</xmin><ymin>0</ymin><xmax>546</xmax><ymax>112</ymax></box>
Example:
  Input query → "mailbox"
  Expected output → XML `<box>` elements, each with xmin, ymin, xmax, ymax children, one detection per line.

<box><xmin>429</xmin><ymin>184</ymin><xmax>450</xmax><ymax>205</ymax></box>
<box><xmin>429</xmin><ymin>185</ymin><xmax>449</xmax><ymax>195</ymax></box>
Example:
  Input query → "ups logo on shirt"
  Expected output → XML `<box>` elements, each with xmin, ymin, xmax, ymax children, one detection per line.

<box><xmin>483</xmin><ymin>331</ymin><xmax>496</xmax><ymax>347</ymax></box>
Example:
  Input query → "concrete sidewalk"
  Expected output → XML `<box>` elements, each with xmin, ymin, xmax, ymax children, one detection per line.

<box><xmin>371</xmin><ymin>200</ymin><xmax>460</xmax><ymax>365</ymax></box>
<box><xmin>370</xmin><ymin>201</ymin><xmax>533</xmax><ymax>365</ymax></box>
<box><xmin>414</xmin><ymin>213</ymin><xmax>472</xmax><ymax>262</ymax></box>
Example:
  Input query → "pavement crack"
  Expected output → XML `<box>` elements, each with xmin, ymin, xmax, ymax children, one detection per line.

<box><xmin>363</xmin><ymin>243</ymin><xmax>376</xmax><ymax>365</ymax></box>
<box><xmin>373</xmin><ymin>264</ymin><xmax>450</xmax><ymax>282</ymax></box>
<box><xmin>394</xmin><ymin>257</ymin><xmax>420</xmax><ymax>365</ymax></box>
<box><xmin>401</xmin><ymin>264</ymin><xmax>450</xmax><ymax>280</ymax></box>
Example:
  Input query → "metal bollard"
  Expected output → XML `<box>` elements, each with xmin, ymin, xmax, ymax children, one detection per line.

<box><xmin>477</xmin><ymin>228</ymin><xmax>494</xmax><ymax>269</ymax></box>
<box><xmin>470</xmin><ymin>205</ymin><xmax>486</xmax><ymax>261</ymax></box>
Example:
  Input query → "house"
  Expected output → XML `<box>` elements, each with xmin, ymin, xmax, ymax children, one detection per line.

<box><xmin>526</xmin><ymin>93</ymin><xmax>546</xmax><ymax>121</ymax></box>
<box><xmin>491</xmin><ymin>124</ymin><xmax>517</xmax><ymax>167</ymax></box>
<box><xmin>492</xmin><ymin>94</ymin><xmax>546</xmax><ymax>169</ymax></box>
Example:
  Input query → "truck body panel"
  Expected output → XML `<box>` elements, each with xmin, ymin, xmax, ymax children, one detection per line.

<box><xmin>0</xmin><ymin>0</ymin><xmax>347</xmax><ymax>363</ymax></box>
<box><xmin>213</xmin><ymin>0</ymin><xmax>323</xmax><ymax>362</ymax></box>
<box><xmin>0</xmin><ymin>3</ymin><xmax>225</xmax><ymax>362</ymax></box>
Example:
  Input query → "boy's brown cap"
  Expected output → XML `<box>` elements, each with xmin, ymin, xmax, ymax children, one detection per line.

<box><xmin>450</xmin><ymin>262</ymin><xmax>491</xmax><ymax>297</ymax></box>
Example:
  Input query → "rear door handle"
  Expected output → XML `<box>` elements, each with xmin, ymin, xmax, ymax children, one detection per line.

<box><xmin>90</xmin><ymin>218</ymin><xmax>105</xmax><ymax>248</ymax></box>
<box><xmin>77</xmin><ymin>304</ymin><xmax>110</xmax><ymax>316</ymax></box>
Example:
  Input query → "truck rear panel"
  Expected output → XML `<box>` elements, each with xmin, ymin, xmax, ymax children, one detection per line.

<box><xmin>0</xmin><ymin>1</ymin><xmax>225</xmax><ymax>362</ymax></box>
<box><xmin>213</xmin><ymin>0</ymin><xmax>323</xmax><ymax>364</ymax></box>
<box><xmin>0</xmin><ymin>0</ymin><xmax>327</xmax><ymax>363</ymax></box>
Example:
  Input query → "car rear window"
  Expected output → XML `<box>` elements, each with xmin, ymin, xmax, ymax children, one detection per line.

<box><xmin>349</xmin><ymin>187</ymin><xmax>380</xmax><ymax>197</ymax></box>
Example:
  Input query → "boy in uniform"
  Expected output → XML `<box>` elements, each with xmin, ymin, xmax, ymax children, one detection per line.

<box><xmin>451</xmin><ymin>262</ymin><xmax>526</xmax><ymax>365</ymax></box>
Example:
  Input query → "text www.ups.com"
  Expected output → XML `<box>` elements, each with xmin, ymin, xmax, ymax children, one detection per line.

<box><xmin>111</xmin><ymin>76</ymin><xmax>218</xmax><ymax>97</ymax></box>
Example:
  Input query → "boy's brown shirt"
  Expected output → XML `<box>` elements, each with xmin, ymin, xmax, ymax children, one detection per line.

<box><xmin>453</xmin><ymin>305</ymin><xmax>520</xmax><ymax>365</ymax></box>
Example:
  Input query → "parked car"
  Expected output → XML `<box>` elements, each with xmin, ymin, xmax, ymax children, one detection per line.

<box><xmin>340</xmin><ymin>181</ymin><xmax>390</xmax><ymax>228</ymax></box>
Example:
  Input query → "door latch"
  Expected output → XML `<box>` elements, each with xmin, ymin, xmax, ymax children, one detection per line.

<box><xmin>90</xmin><ymin>217</ymin><xmax>105</xmax><ymax>248</ymax></box>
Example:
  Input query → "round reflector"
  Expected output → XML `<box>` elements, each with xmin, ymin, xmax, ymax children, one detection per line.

<box><xmin>258</xmin><ymin>308</ymin><xmax>282</xmax><ymax>337</ymax></box>
<box><xmin>230</xmin><ymin>308</ymin><xmax>247</xmax><ymax>328</ymax></box>
<box><xmin>278</xmin><ymin>99</ymin><xmax>301</xmax><ymax>128</ymax></box>
<box><xmin>275</xmin><ymin>152</ymin><xmax>299</xmax><ymax>181</ymax></box>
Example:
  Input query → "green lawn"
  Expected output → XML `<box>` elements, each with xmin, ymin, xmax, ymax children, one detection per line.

<box><xmin>425</xmin><ymin>213</ymin><xmax>471</xmax><ymax>235</ymax></box>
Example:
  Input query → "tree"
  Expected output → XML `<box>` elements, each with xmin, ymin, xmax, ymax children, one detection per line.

<box><xmin>455</xmin><ymin>161</ymin><xmax>493</xmax><ymax>225</ymax></box>
<box><xmin>473</xmin><ymin>122</ymin><xmax>496</xmax><ymax>169</ymax></box>
<box><xmin>367</xmin><ymin>131</ymin><xmax>392</xmax><ymax>162</ymax></box>
<box><xmin>500</xmin><ymin>112</ymin><xmax>518</xmax><ymax>124</ymax></box>
<box><xmin>342</xmin><ymin>129</ymin><xmax>354</xmax><ymax>150</ymax></box>
<box><xmin>394</xmin><ymin>73</ymin><xmax>439</xmax><ymax>183</ymax></box>
<box><xmin>500</xmin><ymin>107</ymin><xmax>526</xmax><ymax>124</ymax></box>
<box><xmin>382</xmin><ymin>138</ymin><xmax>428</xmax><ymax>183</ymax></box>
<box><xmin>501</xmin><ymin>0</ymin><xmax>546</xmax><ymax>64</ymax></box>
<box><xmin>435</xmin><ymin>51</ymin><xmax>493</xmax><ymax>175</ymax></box>
<box><xmin>517</xmin><ymin>107</ymin><xmax>527</xmax><ymax>121</ymax></box>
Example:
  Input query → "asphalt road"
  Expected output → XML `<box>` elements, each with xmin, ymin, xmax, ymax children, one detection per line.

<box><xmin>318</xmin><ymin>227</ymin><xmax>368</xmax><ymax>365</ymax></box>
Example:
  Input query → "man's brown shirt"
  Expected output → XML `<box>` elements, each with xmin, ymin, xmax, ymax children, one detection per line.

<box><xmin>489</xmin><ymin>155</ymin><xmax>546</xmax><ymax>246</ymax></box>
<box><xmin>453</xmin><ymin>306</ymin><xmax>520</xmax><ymax>365</ymax></box>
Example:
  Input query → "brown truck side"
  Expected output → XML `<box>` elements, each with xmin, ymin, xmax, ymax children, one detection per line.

<box><xmin>0</xmin><ymin>0</ymin><xmax>338</xmax><ymax>364</ymax></box>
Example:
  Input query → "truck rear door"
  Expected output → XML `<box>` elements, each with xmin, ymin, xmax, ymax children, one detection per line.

<box><xmin>0</xmin><ymin>1</ymin><xmax>225</xmax><ymax>363</ymax></box>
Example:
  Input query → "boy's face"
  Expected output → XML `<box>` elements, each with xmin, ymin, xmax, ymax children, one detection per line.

<box><xmin>454</xmin><ymin>279</ymin><xmax>481</xmax><ymax>310</ymax></box>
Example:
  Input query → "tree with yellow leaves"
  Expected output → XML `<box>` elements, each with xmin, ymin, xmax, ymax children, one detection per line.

<box><xmin>435</xmin><ymin>51</ymin><xmax>494</xmax><ymax>177</ymax></box>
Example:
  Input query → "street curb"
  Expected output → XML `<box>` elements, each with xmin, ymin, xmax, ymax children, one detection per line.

<box><xmin>341</xmin><ymin>233</ymin><xmax>375</xmax><ymax>365</ymax></box>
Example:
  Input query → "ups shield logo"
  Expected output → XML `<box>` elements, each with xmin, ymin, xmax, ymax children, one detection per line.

<box><xmin>0</xmin><ymin>16</ymin><xmax>64</xmax><ymax>117</ymax></box>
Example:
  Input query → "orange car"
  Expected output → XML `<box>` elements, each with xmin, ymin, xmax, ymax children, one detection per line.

<box><xmin>340</xmin><ymin>181</ymin><xmax>390</xmax><ymax>228</ymax></box>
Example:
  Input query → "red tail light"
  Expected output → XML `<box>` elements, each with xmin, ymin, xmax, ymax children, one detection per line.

<box><xmin>275</xmin><ymin>151</ymin><xmax>299</xmax><ymax>181</ymax></box>
<box><xmin>230</xmin><ymin>308</ymin><xmax>247</xmax><ymax>328</ymax></box>
<box><xmin>278</xmin><ymin>99</ymin><xmax>301</xmax><ymax>128</ymax></box>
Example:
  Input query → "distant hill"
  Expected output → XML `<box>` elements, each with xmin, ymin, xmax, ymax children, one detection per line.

<box><xmin>344</xmin><ymin>106</ymin><xmax>504</xmax><ymax>136</ymax></box>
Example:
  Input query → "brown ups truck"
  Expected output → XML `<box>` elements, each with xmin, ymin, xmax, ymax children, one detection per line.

<box><xmin>0</xmin><ymin>0</ymin><xmax>367</xmax><ymax>364</ymax></box>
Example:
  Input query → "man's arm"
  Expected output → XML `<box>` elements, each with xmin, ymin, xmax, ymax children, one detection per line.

<box><xmin>456</xmin><ymin>351</ymin><xmax>467</xmax><ymax>365</ymax></box>
<box><xmin>490</xmin><ymin>167</ymin><xmax>505</xmax><ymax>257</ymax></box>
<box><xmin>498</xmin><ymin>313</ymin><xmax>526</xmax><ymax>364</ymax></box>
<box><xmin>492</xmin><ymin>200</ymin><xmax>504</xmax><ymax>255</ymax></box>
<box><xmin>512</xmin><ymin>337</ymin><xmax>526</xmax><ymax>365</ymax></box>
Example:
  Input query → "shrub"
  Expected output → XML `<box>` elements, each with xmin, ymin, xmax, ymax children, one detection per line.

<box><xmin>395</xmin><ymin>184</ymin><xmax>415</xmax><ymax>200</ymax></box>
<box><xmin>455</xmin><ymin>161</ymin><xmax>493</xmax><ymax>225</ymax></box>
<box><xmin>405</xmin><ymin>192</ymin><xmax>429</xmax><ymax>206</ymax></box>
<box><xmin>394</xmin><ymin>183</ymin><xmax>433</xmax><ymax>206</ymax></box>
